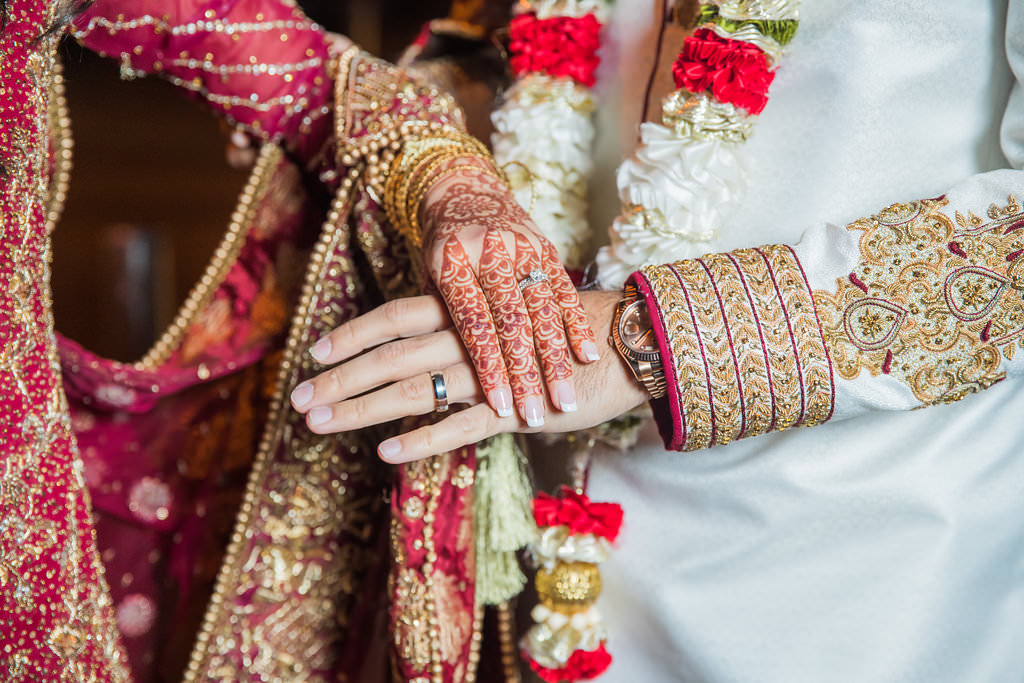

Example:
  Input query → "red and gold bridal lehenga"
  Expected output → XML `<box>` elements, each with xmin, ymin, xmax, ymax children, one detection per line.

<box><xmin>3</xmin><ymin>1</ymin><xmax>495</xmax><ymax>681</ymax></box>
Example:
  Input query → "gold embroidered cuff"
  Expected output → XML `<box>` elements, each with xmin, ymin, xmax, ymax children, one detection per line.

<box><xmin>330</xmin><ymin>51</ymin><xmax>500</xmax><ymax>249</ymax></box>
<box><xmin>640</xmin><ymin>244</ymin><xmax>836</xmax><ymax>451</ymax></box>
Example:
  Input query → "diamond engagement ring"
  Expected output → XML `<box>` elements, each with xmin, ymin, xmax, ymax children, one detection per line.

<box><xmin>517</xmin><ymin>269</ymin><xmax>549</xmax><ymax>292</ymax></box>
<box><xmin>429</xmin><ymin>371</ymin><xmax>449</xmax><ymax>413</ymax></box>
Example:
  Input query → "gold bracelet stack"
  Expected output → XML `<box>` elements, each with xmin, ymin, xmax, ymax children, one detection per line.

<box><xmin>381</xmin><ymin>131</ymin><xmax>502</xmax><ymax>248</ymax></box>
<box><xmin>330</xmin><ymin>47</ymin><xmax>505</xmax><ymax>250</ymax></box>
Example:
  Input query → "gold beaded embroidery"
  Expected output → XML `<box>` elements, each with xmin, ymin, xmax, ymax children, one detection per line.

<box><xmin>671</xmin><ymin>259</ymin><xmax>745</xmax><ymax>445</ymax></box>
<box><xmin>760</xmin><ymin>245</ymin><xmax>834</xmax><ymax>426</ymax></box>
<box><xmin>813</xmin><ymin>197</ymin><xmax>1024</xmax><ymax>405</ymax></box>
<box><xmin>183</xmin><ymin>161</ymin><xmax>381</xmax><ymax>683</ymax></box>
<box><xmin>1</xmin><ymin>5</ymin><xmax>129</xmax><ymax>678</ymax></box>
<box><xmin>183</xmin><ymin>50</ymin><xmax>483</xmax><ymax>683</ymax></box>
<box><xmin>643</xmin><ymin>243</ymin><xmax>835</xmax><ymax>451</ymax></box>
<box><xmin>640</xmin><ymin>264</ymin><xmax>714</xmax><ymax>450</ymax></box>
<box><xmin>702</xmin><ymin>252</ymin><xmax>773</xmax><ymax>438</ymax></box>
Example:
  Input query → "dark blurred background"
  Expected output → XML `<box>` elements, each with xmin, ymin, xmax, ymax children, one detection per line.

<box><xmin>54</xmin><ymin>0</ymin><xmax>450</xmax><ymax>361</ymax></box>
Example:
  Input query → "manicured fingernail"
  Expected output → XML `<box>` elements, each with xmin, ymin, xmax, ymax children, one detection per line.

<box><xmin>554</xmin><ymin>381</ymin><xmax>577</xmax><ymax>413</ymax></box>
<box><xmin>582</xmin><ymin>340</ymin><xmax>600</xmax><ymax>362</ymax></box>
<box><xmin>230</xmin><ymin>131</ymin><xmax>249</xmax><ymax>147</ymax></box>
<box><xmin>379</xmin><ymin>438</ymin><xmax>402</xmax><ymax>461</ymax></box>
<box><xmin>523</xmin><ymin>396</ymin><xmax>544</xmax><ymax>428</ymax></box>
<box><xmin>291</xmin><ymin>382</ymin><xmax>314</xmax><ymax>408</ymax></box>
<box><xmin>308</xmin><ymin>406</ymin><xmax>332</xmax><ymax>427</ymax></box>
<box><xmin>490</xmin><ymin>388</ymin><xmax>514</xmax><ymax>418</ymax></box>
<box><xmin>310</xmin><ymin>337</ymin><xmax>331</xmax><ymax>363</ymax></box>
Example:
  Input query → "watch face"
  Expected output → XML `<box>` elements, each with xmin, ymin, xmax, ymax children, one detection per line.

<box><xmin>619</xmin><ymin>300</ymin><xmax>658</xmax><ymax>355</ymax></box>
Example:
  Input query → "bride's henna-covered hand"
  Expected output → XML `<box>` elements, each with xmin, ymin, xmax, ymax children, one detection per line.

<box><xmin>289</xmin><ymin>291</ymin><xmax>647</xmax><ymax>462</ymax></box>
<box><xmin>416</xmin><ymin>166</ymin><xmax>599</xmax><ymax>426</ymax></box>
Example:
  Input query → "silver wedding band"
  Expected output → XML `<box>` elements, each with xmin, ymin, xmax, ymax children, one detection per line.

<box><xmin>517</xmin><ymin>269</ymin><xmax>549</xmax><ymax>292</ymax></box>
<box><xmin>429</xmin><ymin>370</ymin><xmax>449</xmax><ymax>413</ymax></box>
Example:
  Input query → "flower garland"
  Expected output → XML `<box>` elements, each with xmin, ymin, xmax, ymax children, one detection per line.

<box><xmin>522</xmin><ymin>487</ymin><xmax>623</xmax><ymax>681</ymax></box>
<box><xmin>596</xmin><ymin>0</ymin><xmax>800</xmax><ymax>287</ymax></box>
<box><xmin>490</xmin><ymin>0</ymin><xmax>611</xmax><ymax>270</ymax></box>
<box><xmin>507</xmin><ymin>2</ymin><xmax>800</xmax><ymax>679</ymax></box>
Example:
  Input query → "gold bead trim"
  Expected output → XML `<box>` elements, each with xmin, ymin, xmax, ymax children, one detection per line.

<box><xmin>45</xmin><ymin>59</ymin><xmax>72</xmax><ymax>236</ymax></box>
<box><xmin>182</xmin><ymin>162</ymin><xmax>363</xmax><ymax>682</ymax></box>
<box><xmin>134</xmin><ymin>143</ymin><xmax>283</xmax><ymax>370</ymax></box>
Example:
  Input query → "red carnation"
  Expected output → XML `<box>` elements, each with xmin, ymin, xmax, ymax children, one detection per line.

<box><xmin>672</xmin><ymin>28</ymin><xmax>775</xmax><ymax>114</ymax></box>
<box><xmin>533</xmin><ymin>487</ymin><xmax>623</xmax><ymax>541</ymax></box>
<box><xmin>508</xmin><ymin>13</ymin><xmax>603</xmax><ymax>88</ymax></box>
<box><xmin>527</xmin><ymin>644</ymin><xmax>613</xmax><ymax>682</ymax></box>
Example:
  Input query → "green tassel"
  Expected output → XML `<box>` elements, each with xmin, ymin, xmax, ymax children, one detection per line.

<box><xmin>474</xmin><ymin>433</ymin><xmax>536</xmax><ymax>605</ymax></box>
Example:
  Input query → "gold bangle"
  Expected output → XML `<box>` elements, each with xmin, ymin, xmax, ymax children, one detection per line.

<box><xmin>383</xmin><ymin>144</ymin><xmax>498</xmax><ymax>247</ymax></box>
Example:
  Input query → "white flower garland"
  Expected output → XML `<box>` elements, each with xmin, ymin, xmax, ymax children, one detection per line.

<box><xmin>490</xmin><ymin>0</ymin><xmax>612</xmax><ymax>270</ymax></box>
<box><xmin>597</xmin><ymin>1</ymin><xmax>801</xmax><ymax>287</ymax></box>
<box><xmin>502</xmin><ymin>3</ymin><xmax>802</xmax><ymax>679</ymax></box>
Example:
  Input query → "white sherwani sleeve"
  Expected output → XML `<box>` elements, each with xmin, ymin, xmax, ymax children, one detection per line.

<box><xmin>629</xmin><ymin>2</ymin><xmax>1024</xmax><ymax>452</ymax></box>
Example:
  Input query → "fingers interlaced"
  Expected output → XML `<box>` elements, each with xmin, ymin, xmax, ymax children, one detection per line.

<box><xmin>478</xmin><ymin>229</ymin><xmax>542</xmax><ymax>421</ymax></box>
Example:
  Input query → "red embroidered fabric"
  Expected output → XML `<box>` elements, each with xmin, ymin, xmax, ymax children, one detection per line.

<box><xmin>1</xmin><ymin>1</ymin><xmax>130</xmax><ymax>678</ymax></box>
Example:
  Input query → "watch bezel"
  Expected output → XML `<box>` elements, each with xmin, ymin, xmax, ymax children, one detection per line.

<box><xmin>614</xmin><ymin>298</ymin><xmax>662</xmax><ymax>363</ymax></box>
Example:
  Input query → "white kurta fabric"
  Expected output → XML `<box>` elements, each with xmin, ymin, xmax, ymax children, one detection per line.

<box><xmin>576</xmin><ymin>1</ymin><xmax>1024</xmax><ymax>681</ymax></box>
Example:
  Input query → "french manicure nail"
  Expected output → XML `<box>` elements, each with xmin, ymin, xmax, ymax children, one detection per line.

<box><xmin>310</xmin><ymin>337</ymin><xmax>332</xmax><ymax>362</ymax></box>
<box><xmin>490</xmin><ymin>388</ymin><xmax>514</xmax><ymax>418</ymax></box>
<box><xmin>308</xmin><ymin>406</ymin><xmax>332</xmax><ymax>427</ymax></box>
<box><xmin>379</xmin><ymin>438</ymin><xmax>402</xmax><ymax>461</ymax></box>
<box><xmin>523</xmin><ymin>396</ymin><xmax>545</xmax><ymax>428</ymax></box>
<box><xmin>581</xmin><ymin>340</ymin><xmax>600</xmax><ymax>362</ymax></box>
<box><xmin>291</xmin><ymin>382</ymin><xmax>314</xmax><ymax>408</ymax></box>
<box><xmin>554</xmin><ymin>381</ymin><xmax>577</xmax><ymax>413</ymax></box>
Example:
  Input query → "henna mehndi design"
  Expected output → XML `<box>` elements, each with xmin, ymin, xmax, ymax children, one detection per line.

<box><xmin>515</xmin><ymin>234</ymin><xmax>573</xmax><ymax>389</ymax></box>
<box><xmin>542</xmin><ymin>240</ymin><xmax>599</xmax><ymax>361</ymax></box>
<box><xmin>437</xmin><ymin>237</ymin><xmax>508</xmax><ymax>402</ymax></box>
<box><xmin>419</xmin><ymin>167</ymin><xmax>595</xmax><ymax>417</ymax></box>
<box><xmin>479</xmin><ymin>229</ymin><xmax>543</xmax><ymax>408</ymax></box>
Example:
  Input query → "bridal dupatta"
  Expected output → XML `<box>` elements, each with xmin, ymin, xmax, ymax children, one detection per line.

<box><xmin>11</xmin><ymin>1</ymin><xmax>485</xmax><ymax>680</ymax></box>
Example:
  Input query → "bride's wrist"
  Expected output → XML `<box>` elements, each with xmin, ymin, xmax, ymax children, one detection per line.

<box><xmin>417</xmin><ymin>159</ymin><xmax>506</xmax><ymax>237</ymax></box>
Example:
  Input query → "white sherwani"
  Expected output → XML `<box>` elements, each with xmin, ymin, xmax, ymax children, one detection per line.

<box><xmin>578</xmin><ymin>1</ymin><xmax>1024</xmax><ymax>681</ymax></box>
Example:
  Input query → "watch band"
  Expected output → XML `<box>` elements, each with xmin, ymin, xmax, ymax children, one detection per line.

<box><xmin>632</xmin><ymin>356</ymin><xmax>667</xmax><ymax>400</ymax></box>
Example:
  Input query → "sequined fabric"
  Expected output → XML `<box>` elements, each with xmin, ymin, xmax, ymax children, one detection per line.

<box><xmin>0</xmin><ymin>0</ymin><xmax>130</xmax><ymax>679</ymax></box>
<box><xmin>43</xmin><ymin>3</ymin><xmax>485</xmax><ymax>681</ymax></box>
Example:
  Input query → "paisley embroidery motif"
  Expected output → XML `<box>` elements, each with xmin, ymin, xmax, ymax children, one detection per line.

<box><xmin>842</xmin><ymin>298</ymin><xmax>907</xmax><ymax>350</ymax></box>
<box><xmin>943</xmin><ymin>267</ymin><xmax>1009</xmax><ymax>321</ymax></box>
<box><xmin>815</xmin><ymin>197</ymin><xmax>1024</xmax><ymax>406</ymax></box>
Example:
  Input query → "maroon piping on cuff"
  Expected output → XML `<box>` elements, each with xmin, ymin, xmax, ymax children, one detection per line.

<box><xmin>627</xmin><ymin>270</ymin><xmax>684</xmax><ymax>451</ymax></box>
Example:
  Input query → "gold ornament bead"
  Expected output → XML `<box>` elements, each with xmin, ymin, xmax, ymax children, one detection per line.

<box><xmin>535</xmin><ymin>561</ymin><xmax>602</xmax><ymax>613</ymax></box>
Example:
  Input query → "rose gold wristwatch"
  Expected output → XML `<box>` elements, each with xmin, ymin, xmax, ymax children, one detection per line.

<box><xmin>610</xmin><ymin>283</ymin><xmax>667</xmax><ymax>399</ymax></box>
